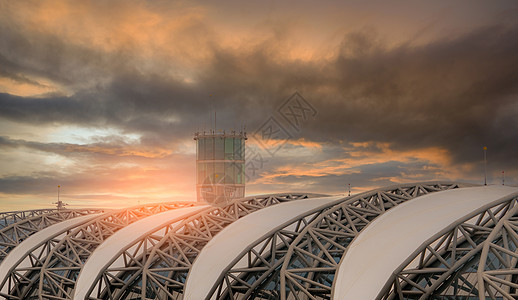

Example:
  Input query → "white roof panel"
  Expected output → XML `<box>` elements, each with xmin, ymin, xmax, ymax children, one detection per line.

<box><xmin>74</xmin><ymin>205</ymin><xmax>209</xmax><ymax>299</ymax></box>
<box><xmin>184</xmin><ymin>195</ymin><xmax>343</xmax><ymax>300</ymax></box>
<box><xmin>333</xmin><ymin>185</ymin><xmax>518</xmax><ymax>299</ymax></box>
<box><xmin>0</xmin><ymin>213</ymin><xmax>101</xmax><ymax>293</ymax></box>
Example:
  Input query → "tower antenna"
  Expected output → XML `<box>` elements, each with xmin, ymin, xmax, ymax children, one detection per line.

<box><xmin>209</xmin><ymin>94</ymin><xmax>213</xmax><ymax>133</ymax></box>
<box><xmin>209</xmin><ymin>93</ymin><xmax>216</xmax><ymax>132</ymax></box>
<box><xmin>483</xmin><ymin>146</ymin><xmax>487</xmax><ymax>186</ymax></box>
<box><xmin>53</xmin><ymin>185</ymin><xmax>68</xmax><ymax>210</ymax></box>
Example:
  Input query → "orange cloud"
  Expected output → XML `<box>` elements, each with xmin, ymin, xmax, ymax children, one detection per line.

<box><xmin>285</xmin><ymin>138</ymin><xmax>323</xmax><ymax>149</ymax></box>
<box><xmin>255</xmin><ymin>142</ymin><xmax>463</xmax><ymax>185</ymax></box>
<box><xmin>0</xmin><ymin>76</ymin><xmax>63</xmax><ymax>97</ymax></box>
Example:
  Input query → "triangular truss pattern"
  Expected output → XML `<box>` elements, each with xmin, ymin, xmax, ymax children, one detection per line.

<box><xmin>212</xmin><ymin>214</ymin><xmax>324</xmax><ymax>300</ymax></box>
<box><xmin>0</xmin><ymin>209</ymin><xmax>59</xmax><ymax>230</ymax></box>
<box><xmin>380</xmin><ymin>195</ymin><xmax>518</xmax><ymax>300</ymax></box>
<box><xmin>0</xmin><ymin>202</ymin><xmax>196</xmax><ymax>299</ymax></box>
<box><xmin>2</xmin><ymin>183</ymin><xmax>492</xmax><ymax>300</ymax></box>
<box><xmin>0</xmin><ymin>209</ymin><xmax>105</xmax><ymax>262</ymax></box>
<box><xmin>89</xmin><ymin>193</ymin><xmax>324</xmax><ymax>300</ymax></box>
<box><xmin>204</xmin><ymin>183</ymin><xmax>467</xmax><ymax>300</ymax></box>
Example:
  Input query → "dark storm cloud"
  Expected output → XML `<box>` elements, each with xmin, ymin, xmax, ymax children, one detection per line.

<box><xmin>305</xmin><ymin>24</ymin><xmax>518</xmax><ymax>169</ymax></box>
<box><xmin>0</xmin><ymin>21</ymin><xmax>116</xmax><ymax>88</ymax></box>
<box><xmin>0</xmin><ymin>135</ymin><xmax>170</xmax><ymax>159</ymax></box>
<box><xmin>0</xmin><ymin>174</ymin><xmax>58</xmax><ymax>195</ymax></box>
<box><xmin>0</xmin><ymin>93</ymin><xmax>102</xmax><ymax>124</ymax></box>
<box><xmin>1</xmin><ymin>13</ymin><xmax>518</xmax><ymax>173</ymax></box>
<box><xmin>218</xmin><ymin>23</ymin><xmax>518</xmax><ymax>171</ymax></box>
<box><xmin>0</xmin><ymin>53</ymin><xmax>49</xmax><ymax>87</ymax></box>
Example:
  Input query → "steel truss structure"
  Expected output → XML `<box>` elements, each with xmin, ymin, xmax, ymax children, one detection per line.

<box><xmin>0</xmin><ymin>209</ymin><xmax>58</xmax><ymax>229</ymax></box>
<box><xmin>0</xmin><ymin>194</ymin><xmax>323</xmax><ymax>299</ymax></box>
<box><xmin>86</xmin><ymin>193</ymin><xmax>325</xmax><ymax>300</ymax></box>
<box><xmin>3</xmin><ymin>182</ymin><xmax>518</xmax><ymax>300</ymax></box>
<box><xmin>0</xmin><ymin>209</ymin><xmax>106</xmax><ymax>263</ymax></box>
<box><xmin>0</xmin><ymin>202</ymin><xmax>196</xmax><ymax>299</ymax></box>
<box><xmin>379</xmin><ymin>191</ymin><xmax>518</xmax><ymax>299</ymax></box>
<box><xmin>207</xmin><ymin>182</ymin><xmax>469</xmax><ymax>300</ymax></box>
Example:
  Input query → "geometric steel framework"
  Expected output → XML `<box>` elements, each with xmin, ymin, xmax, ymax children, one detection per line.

<box><xmin>0</xmin><ymin>209</ymin><xmax>106</xmax><ymax>263</ymax></box>
<box><xmin>0</xmin><ymin>214</ymin><xmax>102</xmax><ymax>299</ymax></box>
<box><xmin>86</xmin><ymin>193</ymin><xmax>326</xmax><ymax>299</ymax></box>
<box><xmin>3</xmin><ymin>182</ymin><xmax>518</xmax><ymax>300</ymax></box>
<box><xmin>379</xmin><ymin>191</ymin><xmax>518</xmax><ymax>300</ymax></box>
<box><xmin>0</xmin><ymin>209</ymin><xmax>58</xmax><ymax>229</ymax></box>
<box><xmin>195</xmin><ymin>199</ymin><xmax>337</xmax><ymax>300</ymax></box>
<box><xmin>184</xmin><ymin>195</ymin><xmax>342</xmax><ymax>300</ymax></box>
<box><xmin>207</xmin><ymin>182</ymin><xmax>470</xmax><ymax>300</ymax></box>
<box><xmin>1</xmin><ymin>201</ymin><xmax>196</xmax><ymax>299</ymax></box>
<box><xmin>73</xmin><ymin>205</ymin><xmax>209</xmax><ymax>300</ymax></box>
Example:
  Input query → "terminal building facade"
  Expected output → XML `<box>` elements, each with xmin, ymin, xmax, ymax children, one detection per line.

<box><xmin>1</xmin><ymin>182</ymin><xmax>518</xmax><ymax>299</ymax></box>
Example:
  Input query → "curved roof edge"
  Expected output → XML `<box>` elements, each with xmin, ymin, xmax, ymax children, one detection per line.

<box><xmin>74</xmin><ymin>205</ymin><xmax>209</xmax><ymax>299</ymax></box>
<box><xmin>332</xmin><ymin>185</ymin><xmax>518</xmax><ymax>299</ymax></box>
<box><xmin>184</xmin><ymin>195</ymin><xmax>344</xmax><ymax>300</ymax></box>
<box><xmin>0</xmin><ymin>213</ymin><xmax>102</xmax><ymax>294</ymax></box>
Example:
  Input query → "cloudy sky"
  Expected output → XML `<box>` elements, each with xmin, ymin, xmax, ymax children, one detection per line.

<box><xmin>1</xmin><ymin>0</ymin><xmax>517</xmax><ymax>211</ymax></box>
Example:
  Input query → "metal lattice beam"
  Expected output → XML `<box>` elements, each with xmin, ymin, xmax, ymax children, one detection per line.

<box><xmin>209</xmin><ymin>182</ymin><xmax>471</xmax><ymax>300</ymax></box>
<box><xmin>0</xmin><ymin>209</ymin><xmax>59</xmax><ymax>229</ymax></box>
<box><xmin>88</xmin><ymin>193</ymin><xmax>326</xmax><ymax>300</ymax></box>
<box><xmin>210</xmin><ymin>203</ymin><xmax>332</xmax><ymax>300</ymax></box>
<box><xmin>0</xmin><ymin>209</ymin><xmax>106</xmax><ymax>263</ymax></box>
<box><xmin>378</xmin><ymin>192</ymin><xmax>518</xmax><ymax>300</ymax></box>
<box><xmin>1</xmin><ymin>201</ymin><xmax>197</xmax><ymax>299</ymax></box>
<box><xmin>5</xmin><ymin>183</ymin><xmax>509</xmax><ymax>300</ymax></box>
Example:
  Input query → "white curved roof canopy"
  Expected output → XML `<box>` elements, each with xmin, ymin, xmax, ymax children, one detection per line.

<box><xmin>0</xmin><ymin>213</ymin><xmax>101</xmax><ymax>294</ymax></box>
<box><xmin>74</xmin><ymin>205</ymin><xmax>209</xmax><ymax>299</ymax></box>
<box><xmin>333</xmin><ymin>185</ymin><xmax>518</xmax><ymax>299</ymax></box>
<box><xmin>184</xmin><ymin>195</ymin><xmax>343</xmax><ymax>300</ymax></box>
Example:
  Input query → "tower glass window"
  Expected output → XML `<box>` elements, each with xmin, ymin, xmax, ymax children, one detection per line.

<box><xmin>194</xmin><ymin>132</ymin><xmax>247</xmax><ymax>204</ymax></box>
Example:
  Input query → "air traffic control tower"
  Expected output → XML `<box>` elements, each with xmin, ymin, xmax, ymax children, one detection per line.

<box><xmin>194</xmin><ymin>131</ymin><xmax>247</xmax><ymax>204</ymax></box>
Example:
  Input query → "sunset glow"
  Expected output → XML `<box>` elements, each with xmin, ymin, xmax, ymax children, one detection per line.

<box><xmin>1</xmin><ymin>0</ymin><xmax>517</xmax><ymax>211</ymax></box>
